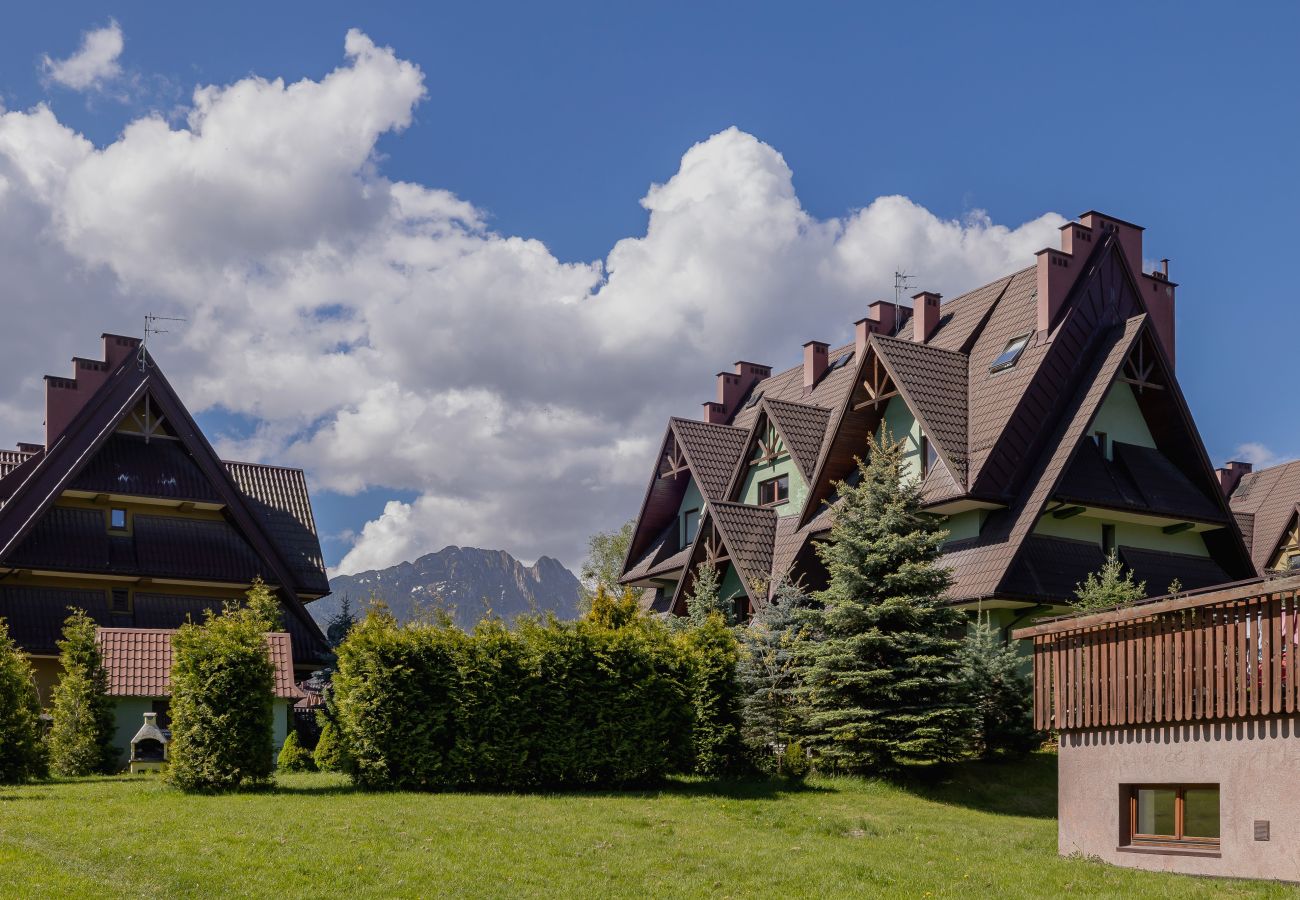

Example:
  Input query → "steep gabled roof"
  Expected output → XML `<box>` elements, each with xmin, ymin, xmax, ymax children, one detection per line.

<box><xmin>0</xmin><ymin>347</ymin><xmax>329</xmax><ymax>660</ymax></box>
<box><xmin>668</xmin><ymin>501</ymin><xmax>778</xmax><ymax>611</ymax></box>
<box><xmin>1231</xmin><ymin>460</ymin><xmax>1300</xmax><ymax>571</ymax></box>
<box><xmin>871</xmin><ymin>335</ymin><xmax>970</xmax><ymax>484</ymax></box>
<box><xmin>670</xmin><ymin>418</ymin><xmax>748</xmax><ymax>499</ymax></box>
<box><xmin>760</xmin><ymin>398</ymin><xmax>831</xmax><ymax>482</ymax></box>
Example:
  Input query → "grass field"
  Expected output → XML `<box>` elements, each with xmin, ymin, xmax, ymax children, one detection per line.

<box><xmin>0</xmin><ymin>753</ymin><xmax>1292</xmax><ymax>898</ymax></box>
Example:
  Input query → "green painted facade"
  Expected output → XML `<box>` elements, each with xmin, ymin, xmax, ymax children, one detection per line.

<box><xmin>719</xmin><ymin>564</ymin><xmax>747</xmax><ymax>604</ymax></box>
<box><xmin>878</xmin><ymin>398</ymin><xmax>924</xmax><ymax>482</ymax></box>
<box><xmin>1089</xmin><ymin>383</ymin><xmax>1156</xmax><ymax>457</ymax></box>
<box><xmin>675</xmin><ymin>478</ymin><xmax>704</xmax><ymax>550</ymax></box>
<box><xmin>738</xmin><ymin>452</ymin><xmax>806</xmax><ymax>516</ymax></box>
<box><xmin>1034</xmin><ymin>513</ymin><xmax>1210</xmax><ymax>557</ymax></box>
<box><xmin>109</xmin><ymin>697</ymin><xmax>290</xmax><ymax>770</ymax></box>
<box><xmin>943</xmin><ymin>509</ymin><xmax>985</xmax><ymax>543</ymax></box>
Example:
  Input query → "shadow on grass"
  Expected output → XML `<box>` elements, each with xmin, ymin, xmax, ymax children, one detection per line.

<box><xmin>890</xmin><ymin>750</ymin><xmax>1058</xmax><ymax>820</ymax></box>
<box><xmin>267</xmin><ymin>774</ymin><xmax>832</xmax><ymax>802</ymax></box>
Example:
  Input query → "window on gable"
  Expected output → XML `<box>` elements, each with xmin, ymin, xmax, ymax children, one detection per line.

<box><xmin>110</xmin><ymin>588</ymin><xmax>131</xmax><ymax>614</ymax></box>
<box><xmin>109</xmin><ymin>508</ymin><xmax>128</xmax><ymax>531</ymax></box>
<box><xmin>1094</xmin><ymin>431</ymin><xmax>1110</xmax><ymax>460</ymax></box>
<box><xmin>921</xmin><ymin>435</ymin><xmax>938</xmax><ymax>478</ymax></box>
<box><xmin>682</xmin><ymin>509</ymin><xmax>700</xmax><ymax>548</ymax></box>
<box><xmin>744</xmin><ymin>390</ymin><xmax>764</xmax><ymax>410</ymax></box>
<box><xmin>758</xmin><ymin>474</ymin><xmax>789</xmax><ymax>507</ymax></box>
<box><xmin>1102</xmin><ymin>523</ymin><xmax>1116</xmax><ymax>555</ymax></box>
<box><xmin>989</xmin><ymin>333</ymin><xmax>1031</xmax><ymax>373</ymax></box>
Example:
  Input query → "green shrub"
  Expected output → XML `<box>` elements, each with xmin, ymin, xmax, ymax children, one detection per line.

<box><xmin>0</xmin><ymin>618</ymin><xmax>45</xmax><ymax>784</ymax></box>
<box><xmin>780</xmin><ymin>740</ymin><xmax>809</xmax><ymax>780</ymax></box>
<box><xmin>277</xmin><ymin>731</ymin><xmax>315</xmax><ymax>772</ymax></box>
<box><xmin>959</xmin><ymin>619</ymin><xmax>1042</xmax><ymax>758</ymax></box>
<box><xmin>681</xmin><ymin>614</ymin><xmax>743</xmax><ymax>777</ymax></box>
<box><xmin>166</xmin><ymin>584</ymin><xmax>279</xmax><ymax>792</ymax></box>
<box><xmin>332</xmin><ymin>599</ymin><xmax>701</xmax><ymax>791</ymax></box>
<box><xmin>313</xmin><ymin>720</ymin><xmax>345</xmax><ymax>772</ymax></box>
<box><xmin>47</xmin><ymin>609</ymin><xmax>116</xmax><ymax>776</ymax></box>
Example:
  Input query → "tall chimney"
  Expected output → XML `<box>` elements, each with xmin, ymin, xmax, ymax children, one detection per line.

<box><xmin>912</xmin><ymin>292</ymin><xmax>941</xmax><ymax>343</ymax></box>
<box><xmin>101</xmin><ymin>333</ymin><xmax>141</xmax><ymax>368</ymax></box>
<box><xmin>803</xmin><ymin>341</ymin><xmax>829</xmax><ymax>390</ymax></box>
<box><xmin>703</xmin><ymin>360</ymin><xmax>770</xmax><ymax>424</ymax></box>
<box><xmin>855</xmin><ymin>301</ymin><xmax>911</xmax><ymax>356</ymax></box>
<box><xmin>1215</xmin><ymin>460</ymin><xmax>1253</xmax><ymax>498</ymax></box>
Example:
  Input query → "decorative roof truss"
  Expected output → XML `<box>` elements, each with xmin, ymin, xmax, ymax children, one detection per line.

<box><xmin>750</xmin><ymin>421</ymin><xmax>785</xmax><ymax>467</ymax></box>
<box><xmin>702</xmin><ymin>522</ymin><xmax>729</xmax><ymax>569</ymax></box>
<box><xmin>1120</xmin><ymin>333</ymin><xmax>1165</xmax><ymax>395</ymax></box>
<box><xmin>659</xmin><ymin>436</ymin><xmax>689</xmax><ymax>480</ymax></box>
<box><xmin>852</xmin><ymin>353</ymin><xmax>898</xmax><ymax>412</ymax></box>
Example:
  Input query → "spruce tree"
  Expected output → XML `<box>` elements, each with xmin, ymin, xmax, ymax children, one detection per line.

<box><xmin>47</xmin><ymin>609</ymin><xmax>116</xmax><ymax>776</ymax></box>
<box><xmin>737</xmin><ymin>577</ymin><xmax>809</xmax><ymax>765</ymax></box>
<box><xmin>959</xmin><ymin>618</ymin><xmax>1041</xmax><ymax>757</ymax></box>
<box><xmin>800</xmin><ymin>432</ymin><xmax>973</xmax><ymax>773</ymax></box>
<box><xmin>0</xmin><ymin>618</ymin><xmax>45</xmax><ymax>784</ymax></box>
<box><xmin>685</xmin><ymin>563</ymin><xmax>732</xmax><ymax>626</ymax></box>
<box><xmin>1072</xmin><ymin>551</ymin><xmax>1146</xmax><ymax>612</ymax></box>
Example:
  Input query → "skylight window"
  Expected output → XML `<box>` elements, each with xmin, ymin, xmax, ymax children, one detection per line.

<box><xmin>825</xmin><ymin>351</ymin><xmax>853</xmax><ymax>374</ymax></box>
<box><xmin>989</xmin><ymin>334</ymin><xmax>1031</xmax><ymax>373</ymax></box>
<box><xmin>743</xmin><ymin>390</ymin><xmax>764</xmax><ymax>410</ymax></box>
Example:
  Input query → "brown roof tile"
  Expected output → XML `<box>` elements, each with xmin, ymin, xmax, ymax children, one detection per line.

<box><xmin>670</xmin><ymin>418</ymin><xmax>748</xmax><ymax>500</ymax></box>
<box><xmin>96</xmin><ymin>627</ymin><xmax>301</xmax><ymax>699</ymax></box>
<box><xmin>760</xmin><ymin>397</ymin><xmax>832</xmax><ymax>482</ymax></box>
<box><xmin>707</xmin><ymin>501</ymin><xmax>778</xmax><ymax>597</ymax></box>
<box><xmin>1231</xmin><ymin>460</ymin><xmax>1300</xmax><ymax>570</ymax></box>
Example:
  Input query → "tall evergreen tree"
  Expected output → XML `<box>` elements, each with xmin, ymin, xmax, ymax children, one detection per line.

<box><xmin>0</xmin><ymin>618</ymin><xmax>45</xmax><ymax>784</ymax></box>
<box><xmin>685</xmin><ymin>563</ymin><xmax>732</xmax><ymax>627</ymax></box>
<box><xmin>800</xmin><ymin>431</ymin><xmax>974</xmax><ymax>773</ymax></box>
<box><xmin>47</xmin><ymin>609</ymin><xmax>117</xmax><ymax>776</ymax></box>
<box><xmin>326</xmin><ymin>593</ymin><xmax>358</xmax><ymax>648</ymax></box>
<box><xmin>737</xmin><ymin>577</ymin><xmax>809</xmax><ymax>764</ymax></box>
<box><xmin>959</xmin><ymin>617</ymin><xmax>1041</xmax><ymax>758</ymax></box>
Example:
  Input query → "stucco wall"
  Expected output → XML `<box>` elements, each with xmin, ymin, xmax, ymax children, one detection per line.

<box><xmin>1034</xmin><ymin>513</ymin><xmax>1210</xmax><ymax>557</ymax></box>
<box><xmin>1059</xmin><ymin>720</ymin><xmax>1300</xmax><ymax>882</ymax></box>
<box><xmin>676</xmin><ymin>478</ymin><xmax>704</xmax><ymax>550</ymax></box>
<box><xmin>111</xmin><ymin>697</ymin><xmax>291</xmax><ymax>770</ymax></box>
<box><xmin>878</xmin><ymin>398</ymin><xmax>923</xmax><ymax>482</ymax></box>
<box><xmin>1090</xmin><ymin>383</ymin><xmax>1157</xmax><ymax>453</ymax></box>
<box><xmin>739</xmin><ymin>452</ymin><xmax>805</xmax><ymax>517</ymax></box>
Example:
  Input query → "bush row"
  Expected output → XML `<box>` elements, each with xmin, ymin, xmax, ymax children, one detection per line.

<box><xmin>332</xmin><ymin>599</ymin><xmax>739</xmax><ymax>791</ymax></box>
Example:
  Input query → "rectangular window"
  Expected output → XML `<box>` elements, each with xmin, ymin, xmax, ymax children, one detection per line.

<box><xmin>109</xmin><ymin>508</ymin><xmax>128</xmax><ymax>531</ymax></box>
<box><xmin>1095</xmin><ymin>431</ymin><xmax>1109</xmax><ymax>459</ymax></box>
<box><xmin>921</xmin><ymin>435</ymin><xmax>938</xmax><ymax>477</ymax></box>
<box><xmin>758</xmin><ymin>474</ymin><xmax>789</xmax><ymax>507</ymax></box>
<box><xmin>682</xmin><ymin>509</ymin><xmax>700</xmax><ymax>547</ymax></box>
<box><xmin>110</xmin><ymin>588</ymin><xmax>130</xmax><ymax>614</ymax></box>
<box><xmin>1102</xmin><ymin>523</ymin><xmax>1116</xmax><ymax>555</ymax></box>
<box><xmin>989</xmin><ymin>333</ymin><xmax>1031</xmax><ymax>372</ymax></box>
<box><xmin>1128</xmin><ymin>785</ymin><xmax>1219</xmax><ymax>847</ymax></box>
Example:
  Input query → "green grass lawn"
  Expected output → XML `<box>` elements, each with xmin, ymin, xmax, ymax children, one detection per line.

<box><xmin>0</xmin><ymin>753</ymin><xmax>1292</xmax><ymax>898</ymax></box>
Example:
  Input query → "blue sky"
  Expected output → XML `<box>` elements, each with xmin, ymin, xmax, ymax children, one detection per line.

<box><xmin>1</xmin><ymin>2</ymin><xmax>1296</xmax><ymax>572</ymax></box>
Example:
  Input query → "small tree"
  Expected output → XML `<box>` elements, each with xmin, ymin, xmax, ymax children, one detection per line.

<box><xmin>313</xmin><ymin>719</ymin><xmax>345</xmax><ymax>772</ymax></box>
<box><xmin>277</xmin><ymin>731</ymin><xmax>315</xmax><ymax>772</ymax></box>
<box><xmin>737</xmin><ymin>577</ymin><xmax>809</xmax><ymax>767</ymax></box>
<box><xmin>47</xmin><ymin>609</ymin><xmax>116</xmax><ymax>776</ymax></box>
<box><xmin>325</xmin><ymin>594</ymin><xmax>358</xmax><ymax>648</ymax></box>
<box><xmin>959</xmin><ymin>618</ymin><xmax>1041</xmax><ymax>758</ymax></box>
<box><xmin>166</xmin><ymin>583</ymin><xmax>279</xmax><ymax>791</ymax></box>
<box><xmin>0</xmin><ymin>619</ymin><xmax>45</xmax><ymax>784</ymax></box>
<box><xmin>685</xmin><ymin>563</ymin><xmax>732</xmax><ymax>627</ymax></box>
<box><xmin>800</xmin><ymin>432</ymin><xmax>974</xmax><ymax>773</ymax></box>
<box><xmin>1073</xmin><ymin>551</ymin><xmax>1146</xmax><ymax>612</ymax></box>
<box><xmin>586</xmin><ymin>584</ymin><xmax>641</xmax><ymax>630</ymax></box>
<box><xmin>580</xmin><ymin>519</ymin><xmax>635</xmax><ymax>604</ymax></box>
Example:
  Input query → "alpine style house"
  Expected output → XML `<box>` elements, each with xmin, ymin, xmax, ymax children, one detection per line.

<box><xmin>619</xmin><ymin>211</ymin><xmax>1260</xmax><ymax>631</ymax></box>
<box><xmin>0</xmin><ymin>333</ymin><xmax>330</xmax><ymax>723</ymax></box>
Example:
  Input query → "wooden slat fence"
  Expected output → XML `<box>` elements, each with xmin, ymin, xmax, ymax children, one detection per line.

<box><xmin>1026</xmin><ymin>589</ymin><xmax>1300</xmax><ymax>731</ymax></box>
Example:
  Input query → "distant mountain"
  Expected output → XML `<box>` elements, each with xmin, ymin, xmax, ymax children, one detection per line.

<box><xmin>310</xmin><ymin>546</ymin><xmax>583</xmax><ymax>630</ymax></box>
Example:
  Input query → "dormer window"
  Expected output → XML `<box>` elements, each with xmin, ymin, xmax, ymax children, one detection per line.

<box><xmin>990</xmin><ymin>334</ymin><xmax>1031</xmax><ymax>373</ymax></box>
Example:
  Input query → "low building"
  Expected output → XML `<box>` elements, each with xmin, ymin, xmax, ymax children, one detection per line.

<box><xmin>1227</xmin><ymin>459</ymin><xmax>1300</xmax><ymax>574</ymax></box>
<box><xmin>1014</xmin><ymin>574</ymin><xmax>1300</xmax><ymax>882</ymax></box>
<box><xmin>620</xmin><ymin>212</ymin><xmax>1254</xmax><ymax>628</ymax></box>
<box><xmin>98</xmin><ymin>627</ymin><xmax>302</xmax><ymax>767</ymax></box>
<box><xmin>0</xmin><ymin>333</ymin><xmax>330</xmax><ymax>739</ymax></box>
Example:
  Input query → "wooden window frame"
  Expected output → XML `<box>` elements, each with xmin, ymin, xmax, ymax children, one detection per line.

<box><xmin>1126</xmin><ymin>784</ymin><xmax>1220</xmax><ymax>849</ymax></box>
<box><xmin>108</xmin><ymin>507</ymin><xmax>129</xmax><ymax>532</ymax></box>
<box><xmin>109</xmin><ymin>587</ymin><xmax>132</xmax><ymax>615</ymax></box>
<box><xmin>682</xmin><ymin>508</ymin><xmax>700</xmax><ymax>548</ymax></box>
<box><xmin>921</xmin><ymin>435</ymin><xmax>938</xmax><ymax>478</ymax></box>
<box><xmin>758</xmin><ymin>474</ymin><xmax>789</xmax><ymax>508</ymax></box>
<box><xmin>1095</xmin><ymin>430</ymin><xmax>1109</xmax><ymax>459</ymax></box>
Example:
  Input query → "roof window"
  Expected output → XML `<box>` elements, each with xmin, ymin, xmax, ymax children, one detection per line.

<box><xmin>743</xmin><ymin>390</ymin><xmax>764</xmax><ymax>410</ymax></box>
<box><xmin>989</xmin><ymin>334</ymin><xmax>1031</xmax><ymax>373</ymax></box>
<box><xmin>825</xmin><ymin>351</ymin><xmax>854</xmax><ymax>374</ymax></box>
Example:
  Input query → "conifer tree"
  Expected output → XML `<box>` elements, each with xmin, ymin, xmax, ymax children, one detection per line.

<box><xmin>47</xmin><ymin>609</ymin><xmax>116</xmax><ymax>776</ymax></box>
<box><xmin>685</xmin><ymin>563</ymin><xmax>732</xmax><ymax>626</ymax></box>
<box><xmin>0</xmin><ymin>618</ymin><xmax>45</xmax><ymax>784</ymax></box>
<box><xmin>959</xmin><ymin>618</ymin><xmax>1041</xmax><ymax>758</ymax></box>
<box><xmin>737</xmin><ymin>577</ymin><xmax>809</xmax><ymax>765</ymax></box>
<box><xmin>1072</xmin><ymin>551</ymin><xmax>1146</xmax><ymax>612</ymax></box>
<box><xmin>800</xmin><ymin>432</ymin><xmax>973</xmax><ymax>772</ymax></box>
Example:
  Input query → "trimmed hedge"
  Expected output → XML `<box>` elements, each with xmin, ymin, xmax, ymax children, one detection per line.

<box><xmin>334</xmin><ymin>598</ymin><xmax>735</xmax><ymax>791</ymax></box>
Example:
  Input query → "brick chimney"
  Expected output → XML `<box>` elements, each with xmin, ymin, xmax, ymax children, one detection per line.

<box><xmin>803</xmin><ymin>341</ymin><xmax>829</xmax><ymax>390</ymax></box>
<box><xmin>911</xmin><ymin>292</ymin><xmax>941</xmax><ymax>343</ymax></box>
<box><xmin>703</xmin><ymin>360</ymin><xmax>771</xmax><ymax>424</ymax></box>
<box><xmin>854</xmin><ymin>300</ymin><xmax>911</xmax><ymax>356</ymax></box>
<box><xmin>44</xmin><ymin>335</ymin><xmax>141</xmax><ymax>446</ymax></box>
<box><xmin>1215</xmin><ymin>460</ymin><xmax>1253</xmax><ymax>498</ymax></box>
<box><xmin>1139</xmin><ymin>260</ymin><xmax>1177</xmax><ymax>369</ymax></box>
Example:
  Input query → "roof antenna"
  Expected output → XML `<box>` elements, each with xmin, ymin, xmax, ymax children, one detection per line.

<box><xmin>139</xmin><ymin>313</ymin><xmax>187</xmax><ymax>372</ymax></box>
<box><xmin>893</xmin><ymin>271</ymin><xmax>916</xmax><ymax>335</ymax></box>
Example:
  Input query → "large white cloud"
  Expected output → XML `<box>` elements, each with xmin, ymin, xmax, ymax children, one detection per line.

<box><xmin>0</xmin><ymin>28</ymin><xmax>1067</xmax><ymax>575</ymax></box>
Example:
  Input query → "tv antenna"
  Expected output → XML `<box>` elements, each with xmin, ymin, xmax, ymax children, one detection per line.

<box><xmin>139</xmin><ymin>313</ymin><xmax>187</xmax><ymax>371</ymax></box>
<box><xmin>893</xmin><ymin>271</ymin><xmax>916</xmax><ymax>332</ymax></box>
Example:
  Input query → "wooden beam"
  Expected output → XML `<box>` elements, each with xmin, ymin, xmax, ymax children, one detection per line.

<box><xmin>1162</xmin><ymin>522</ymin><xmax>1194</xmax><ymax>535</ymax></box>
<box><xmin>852</xmin><ymin>390</ymin><xmax>897</xmax><ymax>412</ymax></box>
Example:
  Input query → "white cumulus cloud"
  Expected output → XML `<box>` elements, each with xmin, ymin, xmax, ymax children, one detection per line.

<box><xmin>41</xmin><ymin>20</ymin><xmax>125</xmax><ymax>92</ymax></box>
<box><xmin>0</xmin><ymin>30</ymin><xmax>1067</xmax><ymax>576</ymax></box>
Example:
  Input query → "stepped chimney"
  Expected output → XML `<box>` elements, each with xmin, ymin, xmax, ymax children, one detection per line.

<box><xmin>1215</xmin><ymin>460</ymin><xmax>1253</xmax><ymax>498</ymax></box>
<box><xmin>703</xmin><ymin>361</ymin><xmax>771</xmax><ymax>424</ymax></box>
